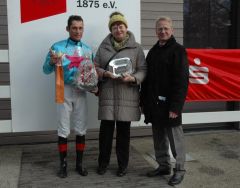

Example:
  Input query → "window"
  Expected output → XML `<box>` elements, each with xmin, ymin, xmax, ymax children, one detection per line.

<box><xmin>184</xmin><ymin>0</ymin><xmax>231</xmax><ymax>48</ymax></box>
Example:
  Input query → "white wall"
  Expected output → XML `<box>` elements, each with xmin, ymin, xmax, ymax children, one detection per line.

<box><xmin>7</xmin><ymin>0</ymin><xmax>140</xmax><ymax>132</ymax></box>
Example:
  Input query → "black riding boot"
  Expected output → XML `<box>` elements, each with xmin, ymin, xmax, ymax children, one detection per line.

<box><xmin>57</xmin><ymin>136</ymin><xmax>68</xmax><ymax>178</ymax></box>
<box><xmin>76</xmin><ymin>135</ymin><xmax>88</xmax><ymax>176</ymax></box>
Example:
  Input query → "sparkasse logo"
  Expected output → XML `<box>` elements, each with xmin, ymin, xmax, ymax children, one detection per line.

<box><xmin>20</xmin><ymin>0</ymin><xmax>67</xmax><ymax>23</ymax></box>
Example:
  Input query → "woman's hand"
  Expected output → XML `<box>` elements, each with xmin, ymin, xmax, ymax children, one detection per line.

<box><xmin>103</xmin><ymin>71</ymin><xmax>117</xmax><ymax>79</ymax></box>
<box><xmin>121</xmin><ymin>73</ymin><xmax>136</xmax><ymax>83</ymax></box>
<box><xmin>103</xmin><ymin>71</ymin><xmax>136</xmax><ymax>83</ymax></box>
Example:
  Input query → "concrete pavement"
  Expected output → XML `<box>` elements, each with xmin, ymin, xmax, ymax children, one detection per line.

<box><xmin>0</xmin><ymin>130</ymin><xmax>239</xmax><ymax>188</ymax></box>
<box><xmin>131</xmin><ymin>130</ymin><xmax>240</xmax><ymax>188</ymax></box>
<box><xmin>0</xmin><ymin>147</ymin><xmax>22</xmax><ymax>188</ymax></box>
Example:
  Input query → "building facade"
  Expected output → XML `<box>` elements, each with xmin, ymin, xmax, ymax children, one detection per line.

<box><xmin>0</xmin><ymin>0</ymin><xmax>239</xmax><ymax>143</ymax></box>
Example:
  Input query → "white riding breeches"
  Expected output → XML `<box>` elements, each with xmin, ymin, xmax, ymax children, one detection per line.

<box><xmin>57</xmin><ymin>85</ymin><xmax>87</xmax><ymax>138</ymax></box>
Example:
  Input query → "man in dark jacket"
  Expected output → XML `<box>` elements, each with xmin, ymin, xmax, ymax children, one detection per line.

<box><xmin>140</xmin><ymin>16</ymin><xmax>189</xmax><ymax>186</ymax></box>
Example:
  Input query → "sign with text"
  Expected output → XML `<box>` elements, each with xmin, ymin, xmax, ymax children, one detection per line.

<box><xmin>7</xmin><ymin>0</ymin><xmax>140</xmax><ymax>132</ymax></box>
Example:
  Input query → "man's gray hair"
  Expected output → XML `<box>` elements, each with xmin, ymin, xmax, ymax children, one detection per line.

<box><xmin>155</xmin><ymin>16</ymin><xmax>173</xmax><ymax>28</ymax></box>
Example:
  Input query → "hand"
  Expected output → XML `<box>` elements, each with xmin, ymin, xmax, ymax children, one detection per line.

<box><xmin>121</xmin><ymin>73</ymin><xmax>136</xmax><ymax>83</ymax></box>
<box><xmin>49</xmin><ymin>49</ymin><xmax>63</xmax><ymax>65</ymax></box>
<box><xmin>169</xmin><ymin>111</ymin><xmax>178</xmax><ymax>119</ymax></box>
<box><xmin>104</xmin><ymin>71</ymin><xmax>117</xmax><ymax>79</ymax></box>
<box><xmin>89</xmin><ymin>87</ymin><xmax>98</xmax><ymax>94</ymax></box>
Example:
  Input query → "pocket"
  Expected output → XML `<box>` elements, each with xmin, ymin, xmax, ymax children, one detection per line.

<box><xmin>156</xmin><ymin>100</ymin><xmax>169</xmax><ymax>118</ymax></box>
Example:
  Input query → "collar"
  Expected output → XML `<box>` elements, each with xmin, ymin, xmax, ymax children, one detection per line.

<box><xmin>155</xmin><ymin>35</ymin><xmax>176</xmax><ymax>48</ymax></box>
<box><xmin>159</xmin><ymin>41</ymin><xmax>166</xmax><ymax>47</ymax></box>
<box><xmin>68</xmin><ymin>38</ymin><xmax>82</xmax><ymax>47</ymax></box>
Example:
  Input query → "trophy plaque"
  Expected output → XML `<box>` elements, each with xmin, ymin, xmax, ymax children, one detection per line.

<box><xmin>108</xmin><ymin>57</ymin><xmax>133</xmax><ymax>77</ymax></box>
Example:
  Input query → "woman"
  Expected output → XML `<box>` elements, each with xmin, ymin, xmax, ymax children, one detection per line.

<box><xmin>94</xmin><ymin>11</ymin><xmax>147</xmax><ymax>177</ymax></box>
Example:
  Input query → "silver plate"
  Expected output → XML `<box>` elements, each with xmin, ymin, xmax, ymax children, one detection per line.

<box><xmin>108</xmin><ymin>57</ymin><xmax>133</xmax><ymax>77</ymax></box>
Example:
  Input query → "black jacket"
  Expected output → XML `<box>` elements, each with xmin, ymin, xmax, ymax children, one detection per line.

<box><xmin>140</xmin><ymin>36</ymin><xmax>189</xmax><ymax>126</ymax></box>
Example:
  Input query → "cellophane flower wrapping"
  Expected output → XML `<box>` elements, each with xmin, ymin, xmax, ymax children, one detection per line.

<box><xmin>73</xmin><ymin>56</ymin><xmax>98</xmax><ymax>91</ymax></box>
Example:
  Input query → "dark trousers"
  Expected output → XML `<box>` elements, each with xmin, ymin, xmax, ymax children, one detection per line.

<box><xmin>98</xmin><ymin>120</ymin><xmax>131</xmax><ymax>169</ymax></box>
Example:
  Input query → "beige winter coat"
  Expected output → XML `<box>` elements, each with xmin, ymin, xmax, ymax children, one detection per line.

<box><xmin>95</xmin><ymin>31</ymin><xmax>147</xmax><ymax>121</ymax></box>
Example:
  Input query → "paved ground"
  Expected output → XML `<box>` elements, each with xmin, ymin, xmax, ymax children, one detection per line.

<box><xmin>18</xmin><ymin>140</ymin><xmax>171</xmax><ymax>188</ymax></box>
<box><xmin>132</xmin><ymin>130</ymin><xmax>240</xmax><ymax>188</ymax></box>
<box><xmin>0</xmin><ymin>147</ymin><xmax>22</xmax><ymax>188</ymax></box>
<box><xmin>0</xmin><ymin>130</ymin><xmax>240</xmax><ymax>188</ymax></box>
<box><xmin>177</xmin><ymin>130</ymin><xmax>240</xmax><ymax>188</ymax></box>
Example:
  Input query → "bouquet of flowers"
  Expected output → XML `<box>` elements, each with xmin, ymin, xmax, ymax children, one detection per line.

<box><xmin>73</xmin><ymin>54</ymin><xmax>98</xmax><ymax>91</ymax></box>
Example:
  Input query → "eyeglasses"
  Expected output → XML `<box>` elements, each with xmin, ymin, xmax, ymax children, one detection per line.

<box><xmin>156</xmin><ymin>27</ymin><xmax>171</xmax><ymax>32</ymax></box>
<box><xmin>112</xmin><ymin>24</ymin><xmax>126</xmax><ymax>31</ymax></box>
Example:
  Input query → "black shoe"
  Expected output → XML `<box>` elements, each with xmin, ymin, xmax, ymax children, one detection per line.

<box><xmin>168</xmin><ymin>169</ymin><xmax>185</xmax><ymax>186</ymax></box>
<box><xmin>76</xmin><ymin>165</ymin><xmax>88</xmax><ymax>176</ymax></box>
<box><xmin>97</xmin><ymin>166</ymin><xmax>107</xmax><ymax>175</ymax></box>
<box><xmin>57</xmin><ymin>162</ymin><xmax>67</xmax><ymax>178</ymax></box>
<box><xmin>117</xmin><ymin>168</ymin><xmax>127</xmax><ymax>177</ymax></box>
<box><xmin>146</xmin><ymin>166</ymin><xmax>171</xmax><ymax>177</ymax></box>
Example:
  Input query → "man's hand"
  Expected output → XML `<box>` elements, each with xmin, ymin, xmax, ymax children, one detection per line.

<box><xmin>89</xmin><ymin>87</ymin><xmax>98</xmax><ymax>94</ymax></box>
<box><xmin>169</xmin><ymin>111</ymin><xmax>178</xmax><ymax>119</ymax></box>
<box><xmin>49</xmin><ymin>49</ymin><xmax>63</xmax><ymax>65</ymax></box>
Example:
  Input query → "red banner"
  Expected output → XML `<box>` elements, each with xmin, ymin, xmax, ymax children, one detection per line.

<box><xmin>20</xmin><ymin>0</ymin><xmax>66</xmax><ymax>23</ymax></box>
<box><xmin>186</xmin><ymin>49</ymin><xmax>240</xmax><ymax>101</ymax></box>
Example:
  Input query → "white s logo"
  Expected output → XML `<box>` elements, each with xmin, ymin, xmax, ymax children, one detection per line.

<box><xmin>189</xmin><ymin>58</ymin><xmax>209</xmax><ymax>84</ymax></box>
